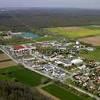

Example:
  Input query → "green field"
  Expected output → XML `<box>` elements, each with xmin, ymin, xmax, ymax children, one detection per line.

<box><xmin>0</xmin><ymin>65</ymin><xmax>47</xmax><ymax>86</ymax></box>
<box><xmin>35</xmin><ymin>35</ymin><xmax>55</xmax><ymax>42</ymax></box>
<box><xmin>43</xmin><ymin>83</ymin><xmax>83</xmax><ymax>100</ymax></box>
<box><xmin>45</xmin><ymin>26</ymin><xmax>100</xmax><ymax>39</ymax></box>
<box><xmin>79</xmin><ymin>47</ymin><xmax>100</xmax><ymax>61</ymax></box>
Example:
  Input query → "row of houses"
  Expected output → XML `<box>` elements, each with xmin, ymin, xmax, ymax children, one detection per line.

<box><xmin>10</xmin><ymin>45</ymin><xmax>36</xmax><ymax>57</ymax></box>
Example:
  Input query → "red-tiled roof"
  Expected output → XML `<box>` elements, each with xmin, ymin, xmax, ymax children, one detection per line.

<box><xmin>14</xmin><ymin>45</ymin><xmax>25</xmax><ymax>50</ymax></box>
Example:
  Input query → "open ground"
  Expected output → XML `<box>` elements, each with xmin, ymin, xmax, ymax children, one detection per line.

<box><xmin>79</xmin><ymin>36</ymin><xmax>100</xmax><ymax>46</ymax></box>
<box><xmin>0</xmin><ymin>53</ymin><xmax>17</xmax><ymax>68</ymax></box>
<box><xmin>0</xmin><ymin>53</ymin><xmax>11</xmax><ymax>61</ymax></box>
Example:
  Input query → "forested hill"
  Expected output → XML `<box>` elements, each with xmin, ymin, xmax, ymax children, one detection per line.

<box><xmin>0</xmin><ymin>8</ymin><xmax>100</xmax><ymax>31</ymax></box>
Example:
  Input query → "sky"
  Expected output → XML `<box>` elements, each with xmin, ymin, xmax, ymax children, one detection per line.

<box><xmin>0</xmin><ymin>0</ymin><xmax>100</xmax><ymax>9</ymax></box>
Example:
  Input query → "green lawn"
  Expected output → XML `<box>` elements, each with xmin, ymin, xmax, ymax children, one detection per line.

<box><xmin>45</xmin><ymin>26</ymin><xmax>100</xmax><ymax>39</ymax></box>
<box><xmin>42</xmin><ymin>83</ymin><xmax>82</xmax><ymax>100</ymax></box>
<box><xmin>0</xmin><ymin>65</ymin><xmax>47</xmax><ymax>86</ymax></box>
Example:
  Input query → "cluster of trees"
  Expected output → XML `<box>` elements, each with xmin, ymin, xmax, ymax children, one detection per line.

<box><xmin>0</xmin><ymin>80</ymin><xmax>51</xmax><ymax>100</ymax></box>
<box><xmin>1</xmin><ymin>8</ymin><xmax>100</xmax><ymax>31</ymax></box>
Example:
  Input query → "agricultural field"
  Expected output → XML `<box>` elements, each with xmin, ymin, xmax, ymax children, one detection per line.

<box><xmin>0</xmin><ymin>53</ymin><xmax>17</xmax><ymax>68</ymax></box>
<box><xmin>0</xmin><ymin>65</ymin><xmax>48</xmax><ymax>86</ymax></box>
<box><xmin>45</xmin><ymin>26</ymin><xmax>100</xmax><ymax>39</ymax></box>
<box><xmin>79</xmin><ymin>47</ymin><xmax>100</xmax><ymax>61</ymax></box>
<box><xmin>0</xmin><ymin>53</ymin><xmax>11</xmax><ymax>61</ymax></box>
<box><xmin>43</xmin><ymin>83</ymin><xmax>88</xmax><ymax>100</ymax></box>
<box><xmin>0</xmin><ymin>61</ymin><xmax>17</xmax><ymax>69</ymax></box>
<box><xmin>79</xmin><ymin>36</ymin><xmax>100</xmax><ymax>46</ymax></box>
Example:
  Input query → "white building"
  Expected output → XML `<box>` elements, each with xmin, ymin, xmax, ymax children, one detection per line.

<box><xmin>71</xmin><ymin>59</ymin><xmax>83</xmax><ymax>66</ymax></box>
<box><xmin>76</xmin><ymin>41</ymin><xmax>80</xmax><ymax>45</ymax></box>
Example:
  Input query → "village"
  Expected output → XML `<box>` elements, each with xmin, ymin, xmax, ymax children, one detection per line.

<box><xmin>0</xmin><ymin>2</ymin><xmax>100</xmax><ymax>99</ymax></box>
<box><xmin>0</xmin><ymin>38</ymin><xmax>100</xmax><ymax>99</ymax></box>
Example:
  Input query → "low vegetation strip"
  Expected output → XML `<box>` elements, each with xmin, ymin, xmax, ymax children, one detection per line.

<box><xmin>0</xmin><ymin>65</ymin><xmax>48</xmax><ymax>86</ymax></box>
<box><xmin>42</xmin><ymin>83</ymin><xmax>82</xmax><ymax>100</ymax></box>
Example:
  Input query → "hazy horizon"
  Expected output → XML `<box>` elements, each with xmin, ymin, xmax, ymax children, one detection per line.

<box><xmin>0</xmin><ymin>0</ymin><xmax>100</xmax><ymax>9</ymax></box>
